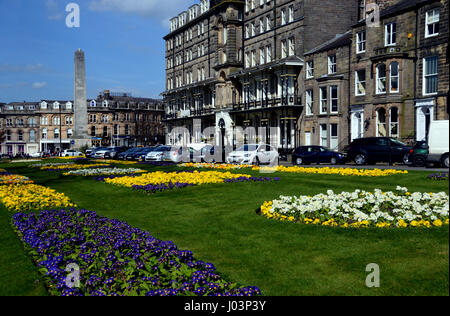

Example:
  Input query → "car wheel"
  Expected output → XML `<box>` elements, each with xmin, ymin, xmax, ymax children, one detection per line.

<box><xmin>354</xmin><ymin>154</ymin><xmax>368</xmax><ymax>165</ymax></box>
<box><xmin>295</xmin><ymin>157</ymin><xmax>303</xmax><ymax>165</ymax></box>
<box><xmin>412</xmin><ymin>155</ymin><xmax>426</xmax><ymax>168</ymax></box>
<box><xmin>442</xmin><ymin>154</ymin><xmax>449</xmax><ymax>168</ymax></box>
<box><xmin>330</xmin><ymin>157</ymin><xmax>338</xmax><ymax>165</ymax></box>
<box><xmin>403</xmin><ymin>154</ymin><xmax>410</xmax><ymax>165</ymax></box>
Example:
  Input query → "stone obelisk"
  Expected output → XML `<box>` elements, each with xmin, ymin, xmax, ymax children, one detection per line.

<box><xmin>73</xmin><ymin>49</ymin><xmax>90</xmax><ymax>149</ymax></box>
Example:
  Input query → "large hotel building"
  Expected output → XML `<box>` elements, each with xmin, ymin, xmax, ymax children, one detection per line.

<box><xmin>162</xmin><ymin>0</ymin><xmax>449</xmax><ymax>155</ymax></box>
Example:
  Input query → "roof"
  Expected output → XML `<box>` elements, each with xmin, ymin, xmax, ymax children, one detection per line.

<box><xmin>304</xmin><ymin>31</ymin><xmax>352</xmax><ymax>56</ymax></box>
<box><xmin>354</xmin><ymin>0</ymin><xmax>438</xmax><ymax>27</ymax></box>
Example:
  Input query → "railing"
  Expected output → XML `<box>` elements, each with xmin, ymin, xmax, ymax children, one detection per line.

<box><xmin>165</xmin><ymin>107</ymin><xmax>214</xmax><ymax>120</ymax></box>
<box><xmin>233</xmin><ymin>95</ymin><xmax>302</xmax><ymax>111</ymax></box>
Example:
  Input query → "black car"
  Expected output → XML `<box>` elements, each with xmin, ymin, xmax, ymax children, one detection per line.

<box><xmin>292</xmin><ymin>146</ymin><xmax>346</xmax><ymax>165</ymax></box>
<box><xmin>118</xmin><ymin>148</ymin><xmax>140</xmax><ymax>160</ymax></box>
<box><xmin>129</xmin><ymin>147</ymin><xmax>155</xmax><ymax>161</ymax></box>
<box><xmin>344</xmin><ymin>137</ymin><xmax>412</xmax><ymax>165</ymax></box>
<box><xmin>408</xmin><ymin>141</ymin><xmax>429</xmax><ymax>167</ymax></box>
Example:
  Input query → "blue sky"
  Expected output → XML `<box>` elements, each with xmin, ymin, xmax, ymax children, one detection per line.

<box><xmin>0</xmin><ymin>0</ymin><xmax>197</xmax><ymax>102</ymax></box>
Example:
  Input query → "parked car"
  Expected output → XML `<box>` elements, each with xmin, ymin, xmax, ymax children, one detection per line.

<box><xmin>408</xmin><ymin>141</ymin><xmax>429</xmax><ymax>167</ymax></box>
<box><xmin>129</xmin><ymin>147</ymin><xmax>155</xmax><ymax>161</ymax></box>
<box><xmin>292</xmin><ymin>146</ymin><xmax>346</xmax><ymax>165</ymax></box>
<box><xmin>29</xmin><ymin>152</ymin><xmax>43</xmax><ymax>158</ymax></box>
<box><xmin>427</xmin><ymin>120</ymin><xmax>449</xmax><ymax>168</ymax></box>
<box><xmin>86</xmin><ymin>147</ymin><xmax>107</xmax><ymax>158</ymax></box>
<box><xmin>117</xmin><ymin>148</ymin><xmax>140</xmax><ymax>160</ymax></box>
<box><xmin>344</xmin><ymin>137</ymin><xmax>411</xmax><ymax>165</ymax></box>
<box><xmin>226</xmin><ymin>144</ymin><xmax>279</xmax><ymax>165</ymax></box>
<box><xmin>107</xmin><ymin>147</ymin><xmax>129</xmax><ymax>159</ymax></box>
<box><xmin>162</xmin><ymin>146</ymin><xmax>199</xmax><ymax>163</ymax></box>
<box><xmin>197</xmin><ymin>145</ymin><xmax>216</xmax><ymax>162</ymax></box>
<box><xmin>145</xmin><ymin>146</ymin><xmax>171</xmax><ymax>162</ymax></box>
<box><xmin>62</xmin><ymin>149</ymin><xmax>83</xmax><ymax>157</ymax></box>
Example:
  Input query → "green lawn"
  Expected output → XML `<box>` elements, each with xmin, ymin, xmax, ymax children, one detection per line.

<box><xmin>1</xmin><ymin>161</ymin><xmax>448</xmax><ymax>296</ymax></box>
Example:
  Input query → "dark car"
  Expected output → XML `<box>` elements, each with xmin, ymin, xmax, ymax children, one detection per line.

<box><xmin>129</xmin><ymin>147</ymin><xmax>155</xmax><ymax>161</ymax></box>
<box><xmin>292</xmin><ymin>146</ymin><xmax>346</xmax><ymax>165</ymax></box>
<box><xmin>118</xmin><ymin>148</ymin><xmax>140</xmax><ymax>160</ymax></box>
<box><xmin>409</xmin><ymin>141</ymin><xmax>429</xmax><ymax>167</ymax></box>
<box><xmin>104</xmin><ymin>147</ymin><xmax>129</xmax><ymax>159</ymax></box>
<box><xmin>344</xmin><ymin>137</ymin><xmax>412</xmax><ymax>165</ymax></box>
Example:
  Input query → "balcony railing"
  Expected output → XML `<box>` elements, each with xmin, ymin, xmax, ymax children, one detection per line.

<box><xmin>233</xmin><ymin>95</ymin><xmax>302</xmax><ymax>111</ymax></box>
<box><xmin>165</xmin><ymin>107</ymin><xmax>214</xmax><ymax>120</ymax></box>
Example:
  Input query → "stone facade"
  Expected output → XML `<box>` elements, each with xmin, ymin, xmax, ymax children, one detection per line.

<box><xmin>350</xmin><ymin>0</ymin><xmax>449</xmax><ymax>145</ymax></box>
<box><xmin>0</xmin><ymin>91</ymin><xmax>165</xmax><ymax>156</ymax></box>
<box><xmin>163</xmin><ymin>0</ymin><xmax>359</xmax><ymax>154</ymax></box>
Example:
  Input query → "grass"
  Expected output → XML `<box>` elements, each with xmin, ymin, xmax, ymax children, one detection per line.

<box><xmin>0</xmin><ymin>161</ymin><xmax>448</xmax><ymax>296</ymax></box>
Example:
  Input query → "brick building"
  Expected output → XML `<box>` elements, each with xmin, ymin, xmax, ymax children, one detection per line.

<box><xmin>0</xmin><ymin>91</ymin><xmax>165</xmax><ymax>156</ymax></box>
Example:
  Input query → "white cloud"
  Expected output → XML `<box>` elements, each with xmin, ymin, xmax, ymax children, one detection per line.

<box><xmin>88</xmin><ymin>0</ymin><xmax>197</xmax><ymax>27</ymax></box>
<box><xmin>0</xmin><ymin>63</ymin><xmax>49</xmax><ymax>73</ymax></box>
<box><xmin>45</xmin><ymin>0</ymin><xmax>63</xmax><ymax>20</ymax></box>
<box><xmin>32</xmin><ymin>82</ymin><xmax>48</xmax><ymax>89</ymax></box>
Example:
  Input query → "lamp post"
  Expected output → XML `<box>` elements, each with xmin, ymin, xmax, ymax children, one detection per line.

<box><xmin>219</xmin><ymin>118</ymin><xmax>226</xmax><ymax>163</ymax></box>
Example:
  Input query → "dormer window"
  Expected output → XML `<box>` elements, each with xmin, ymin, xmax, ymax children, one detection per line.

<box><xmin>102</xmin><ymin>100</ymin><xmax>108</xmax><ymax>107</ymax></box>
<box><xmin>53</xmin><ymin>102</ymin><xmax>60</xmax><ymax>110</ymax></box>
<box><xmin>66</xmin><ymin>102</ymin><xmax>72</xmax><ymax>110</ymax></box>
<box><xmin>90</xmin><ymin>100</ymin><xmax>97</xmax><ymax>107</ymax></box>
<box><xmin>40</xmin><ymin>101</ymin><xmax>47</xmax><ymax>109</ymax></box>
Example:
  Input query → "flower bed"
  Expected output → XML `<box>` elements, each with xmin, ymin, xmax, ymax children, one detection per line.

<box><xmin>428</xmin><ymin>172</ymin><xmax>449</xmax><ymax>181</ymax></box>
<box><xmin>12</xmin><ymin>209</ymin><xmax>261</xmax><ymax>296</ymax></box>
<box><xmin>0</xmin><ymin>184</ymin><xmax>76</xmax><ymax>212</ymax></box>
<box><xmin>63</xmin><ymin>168</ymin><xmax>146</xmax><ymax>177</ymax></box>
<box><xmin>92</xmin><ymin>159</ymin><xmax>138</xmax><ymax>165</ymax></box>
<box><xmin>258</xmin><ymin>165</ymin><xmax>408</xmax><ymax>177</ymax></box>
<box><xmin>181</xmin><ymin>163</ymin><xmax>254</xmax><ymax>170</ymax></box>
<box><xmin>39</xmin><ymin>164</ymin><xmax>112</xmax><ymax>171</ymax></box>
<box><xmin>0</xmin><ymin>174</ymin><xmax>34</xmax><ymax>185</ymax></box>
<box><xmin>182</xmin><ymin>163</ymin><xmax>408</xmax><ymax>177</ymax></box>
<box><xmin>104</xmin><ymin>170</ymin><xmax>277</xmax><ymax>193</ymax></box>
<box><xmin>259</xmin><ymin>186</ymin><xmax>449</xmax><ymax>228</ymax></box>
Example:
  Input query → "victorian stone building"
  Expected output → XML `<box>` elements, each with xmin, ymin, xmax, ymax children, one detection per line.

<box><xmin>349</xmin><ymin>0</ymin><xmax>449</xmax><ymax>145</ymax></box>
<box><xmin>163</xmin><ymin>0</ymin><xmax>448</xmax><ymax>154</ymax></box>
<box><xmin>0</xmin><ymin>91</ymin><xmax>165</xmax><ymax>156</ymax></box>
<box><xmin>163</xmin><ymin>0</ymin><xmax>360</xmax><ymax>154</ymax></box>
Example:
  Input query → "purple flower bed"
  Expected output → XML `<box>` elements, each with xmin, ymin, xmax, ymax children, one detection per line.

<box><xmin>132</xmin><ymin>183</ymin><xmax>196</xmax><ymax>192</ymax></box>
<box><xmin>427</xmin><ymin>172</ymin><xmax>449</xmax><ymax>181</ymax></box>
<box><xmin>131</xmin><ymin>176</ymin><xmax>279</xmax><ymax>194</ymax></box>
<box><xmin>224</xmin><ymin>176</ymin><xmax>280</xmax><ymax>183</ymax></box>
<box><xmin>12</xmin><ymin>209</ymin><xmax>261</xmax><ymax>297</ymax></box>
<box><xmin>137</xmin><ymin>161</ymin><xmax>176</xmax><ymax>167</ymax></box>
<box><xmin>94</xmin><ymin>174</ymin><xmax>142</xmax><ymax>182</ymax></box>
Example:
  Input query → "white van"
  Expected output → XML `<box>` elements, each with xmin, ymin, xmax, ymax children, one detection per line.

<box><xmin>427</xmin><ymin>120</ymin><xmax>449</xmax><ymax>168</ymax></box>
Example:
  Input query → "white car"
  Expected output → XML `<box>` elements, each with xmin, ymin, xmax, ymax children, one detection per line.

<box><xmin>145</xmin><ymin>146</ymin><xmax>171</xmax><ymax>162</ymax></box>
<box><xmin>29</xmin><ymin>152</ymin><xmax>42</xmax><ymax>158</ymax></box>
<box><xmin>226</xmin><ymin>144</ymin><xmax>279</xmax><ymax>165</ymax></box>
<box><xmin>62</xmin><ymin>149</ymin><xmax>83</xmax><ymax>157</ymax></box>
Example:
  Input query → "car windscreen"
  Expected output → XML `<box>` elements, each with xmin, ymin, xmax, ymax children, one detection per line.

<box><xmin>389</xmin><ymin>138</ymin><xmax>407</xmax><ymax>146</ymax></box>
<box><xmin>236</xmin><ymin>145</ymin><xmax>258</xmax><ymax>152</ymax></box>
